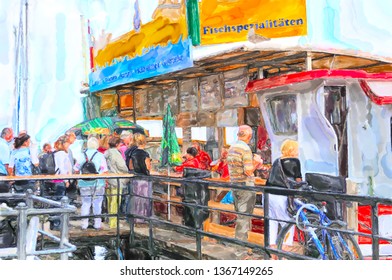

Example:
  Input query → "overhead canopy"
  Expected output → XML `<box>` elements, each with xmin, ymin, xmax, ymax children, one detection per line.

<box><xmin>110</xmin><ymin>46</ymin><xmax>392</xmax><ymax>92</ymax></box>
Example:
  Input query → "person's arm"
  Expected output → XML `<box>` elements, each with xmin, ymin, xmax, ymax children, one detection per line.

<box><xmin>30</xmin><ymin>146</ymin><xmax>39</xmax><ymax>166</ymax></box>
<box><xmin>243</xmin><ymin>149</ymin><xmax>256</xmax><ymax>177</ymax></box>
<box><xmin>100</xmin><ymin>154</ymin><xmax>109</xmax><ymax>174</ymax></box>
<box><xmin>7</xmin><ymin>152</ymin><xmax>15</xmax><ymax>175</ymax></box>
<box><xmin>145</xmin><ymin>157</ymin><xmax>151</xmax><ymax>172</ymax></box>
<box><xmin>115</xmin><ymin>151</ymin><xmax>129</xmax><ymax>173</ymax></box>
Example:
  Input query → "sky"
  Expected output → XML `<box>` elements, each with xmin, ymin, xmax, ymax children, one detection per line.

<box><xmin>1</xmin><ymin>0</ymin><xmax>392</xmax><ymax>147</ymax></box>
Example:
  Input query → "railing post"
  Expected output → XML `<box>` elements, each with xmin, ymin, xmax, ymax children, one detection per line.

<box><xmin>116</xmin><ymin>178</ymin><xmax>121</xmax><ymax>260</ymax></box>
<box><xmin>371</xmin><ymin>202</ymin><xmax>380</xmax><ymax>260</ymax></box>
<box><xmin>16</xmin><ymin>202</ymin><xmax>28</xmax><ymax>260</ymax></box>
<box><xmin>129</xmin><ymin>178</ymin><xmax>135</xmax><ymax>247</ymax></box>
<box><xmin>263</xmin><ymin>191</ymin><xmax>270</xmax><ymax>259</ymax></box>
<box><xmin>25</xmin><ymin>189</ymin><xmax>34</xmax><ymax>208</ymax></box>
<box><xmin>60</xmin><ymin>196</ymin><xmax>70</xmax><ymax>260</ymax></box>
<box><xmin>196</xmin><ymin>200</ymin><xmax>202</xmax><ymax>260</ymax></box>
<box><xmin>148</xmin><ymin>179</ymin><xmax>154</xmax><ymax>257</ymax></box>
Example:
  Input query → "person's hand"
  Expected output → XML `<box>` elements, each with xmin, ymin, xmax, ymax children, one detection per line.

<box><xmin>253</xmin><ymin>154</ymin><xmax>264</xmax><ymax>169</ymax></box>
<box><xmin>253</xmin><ymin>154</ymin><xmax>262</xmax><ymax>162</ymax></box>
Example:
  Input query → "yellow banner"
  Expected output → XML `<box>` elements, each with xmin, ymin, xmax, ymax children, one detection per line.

<box><xmin>200</xmin><ymin>0</ymin><xmax>307</xmax><ymax>45</ymax></box>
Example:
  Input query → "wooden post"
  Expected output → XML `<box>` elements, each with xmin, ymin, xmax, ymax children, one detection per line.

<box><xmin>182</xmin><ymin>126</ymin><xmax>192</xmax><ymax>154</ymax></box>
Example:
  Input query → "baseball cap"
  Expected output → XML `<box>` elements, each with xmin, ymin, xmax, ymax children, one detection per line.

<box><xmin>120</xmin><ymin>130</ymin><xmax>132</xmax><ymax>139</ymax></box>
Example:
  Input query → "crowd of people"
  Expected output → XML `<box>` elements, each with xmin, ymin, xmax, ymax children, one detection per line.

<box><xmin>0</xmin><ymin>125</ymin><xmax>302</xmax><ymax>254</ymax></box>
<box><xmin>0</xmin><ymin>127</ymin><xmax>156</xmax><ymax>231</ymax></box>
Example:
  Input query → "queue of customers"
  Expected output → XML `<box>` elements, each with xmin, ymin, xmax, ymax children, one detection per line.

<box><xmin>0</xmin><ymin>125</ymin><xmax>302</xmax><ymax>252</ymax></box>
<box><xmin>0</xmin><ymin>127</ymin><xmax>155</xmax><ymax>231</ymax></box>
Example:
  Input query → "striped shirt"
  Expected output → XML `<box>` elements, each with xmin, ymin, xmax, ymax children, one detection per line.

<box><xmin>227</xmin><ymin>140</ymin><xmax>254</xmax><ymax>184</ymax></box>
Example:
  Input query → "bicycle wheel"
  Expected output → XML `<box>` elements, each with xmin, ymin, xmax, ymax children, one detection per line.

<box><xmin>327</xmin><ymin>222</ymin><xmax>363</xmax><ymax>260</ymax></box>
<box><xmin>276</xmin><ymin>214</ymin><xmax>324</xmax><ymax>259</ymax></box>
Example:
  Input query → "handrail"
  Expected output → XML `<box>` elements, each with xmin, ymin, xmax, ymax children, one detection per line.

<box><xmin>0</xmin><ymin>190</ymin><xmax>77</xmax><ymax>260</ymax></box>
<box><xmin>1</xmin><ymin>173</ymin><xmax>391</xmax><ymax>260</ymax></box>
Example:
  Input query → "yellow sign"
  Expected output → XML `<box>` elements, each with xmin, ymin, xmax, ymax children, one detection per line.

<box><xmin>94</xmin><ymin>1</ymin><xmax>188</xmax><ymax>68</ymax></box>
<box><xmin>200</xmin><ymin>0</ymin><xmax>307</xmax><ymax>45</ymax></box>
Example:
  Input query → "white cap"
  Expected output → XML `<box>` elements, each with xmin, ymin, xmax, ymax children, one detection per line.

<box><xmin>120</xmin><ymin>130</ymin><xmax>132</xmax><ymax>140</ymax></box>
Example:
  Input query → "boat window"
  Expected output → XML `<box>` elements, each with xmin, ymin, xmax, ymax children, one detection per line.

<box><xmin>266</xmin><ymin>95</ymin><xmax>298</xmax><ymax>135</ymax></box>
<box><xmin>324</xmin><ymin>86</ymin><xmax>346</xmax><ymax>125</ymax></box>
<box><xmin>366</xmin><ymin>81</ymin><xmax>392</xmax><ymax>97</ymax></box>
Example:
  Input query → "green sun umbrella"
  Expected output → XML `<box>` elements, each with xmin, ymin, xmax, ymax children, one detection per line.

<box><xmin>68</xmin><ymin>117</ymin><xmax>148</xmax><ymax>138</ymax></box>
<box><xmin>160</xmin><ymin>105</ymin><xmax>182</xmax><ymax>167</ymax></box>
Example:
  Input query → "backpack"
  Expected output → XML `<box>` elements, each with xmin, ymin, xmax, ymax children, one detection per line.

<box><xmin>80</xmin><ymin>151</ymin><xmax>99</xmax><ymax>180</ymax></box>
<box><xmin>125</xmin><ymin>146</ymin><xmax>137</xmax><ymax>171</ymax></box>
<box><xmin>39</xmin><ymin>151</ymin><xmax>58</xmax><ymax>175</ymax></box>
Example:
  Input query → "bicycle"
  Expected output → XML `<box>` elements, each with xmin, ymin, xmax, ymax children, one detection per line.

<box><xmin>275</xmin><ymin>198</ymin><xmax>363</xmax><ymax>260</ymax></box>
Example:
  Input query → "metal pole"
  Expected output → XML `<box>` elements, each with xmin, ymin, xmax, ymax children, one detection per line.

<box><xmin>148</xmin><ymin>180</ymin><xmax>154</xmax><ymax>257</ymax></box>
<box><xmin>196</xmin><ymin>202</ymin><xmax>202</xmax><ymax>259</ymax></box>
<box><xmin>25</xmin><ymin>189</ymin><xmax>33</xmax><ymax>208</ymax></box>
<box><xmin>16</xmin><ymin>202</ymin><xmax>28</xmax><ymax>260</ymax></box>
<box><xmin>371</xmin><ymin>203</ymin><xmax>380</xmax><ymax>260</ymax></box>
<box><xmin>263</xmin><ymin>191</ymin><xmax>270</xmax><ymax>259</ymax></box>
<box><xmin>129</xmin><ymin>179</ymin><xmax>135</xmax><ymax>246</ymax></box>
<box><xmin>167</xmin><ymin>165</ymin><xmax>171</xmax><ymax>221</ymax></box>
<box><xmin>305</xmin><ymin>51</ymin><xmax>312</xmax><ymax>71</ymax></box>
<box><xmin>116</xmin><ymin>178</ymin><xmax>121</xmax><ymax>259</ymax></box>
<box><xmin>60</xmin><ymin>196</ymin><xmax>70</xmax><ymax>260</ymax></box>
<box><xmin>24</xmin><ymin>0</ymin><xmax>29</xmax><ymax>132</ymax></box>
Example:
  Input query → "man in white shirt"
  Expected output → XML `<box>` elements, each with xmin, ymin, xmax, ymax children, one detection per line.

<box><xmin>0</xmin><ymin>128</ymin><xmax>13</xmax><ymax>175</ymax></box>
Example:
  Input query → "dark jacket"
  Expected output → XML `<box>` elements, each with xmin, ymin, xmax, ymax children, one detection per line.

<box><xmin>267</xmin><ymin>157</ymin><xmax>302</xmax><ymax>188</ymax></box>
<box><xmin>131</xmin><ymin>148</ymin><xmax>150</xmax><ymax>176</ymax></box>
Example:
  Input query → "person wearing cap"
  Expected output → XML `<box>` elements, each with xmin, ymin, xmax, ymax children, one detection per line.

<box><xmin>227</xmin><ymin>125</ymin><xmax>263</xmax><ymax>242</ymax></box>
<box><xmin>119</xmin><ymin>130</ymin><xmax>133</xmax><ymax>160</ymax></box>
<box><xmin>74</xmin><ymin>136</ymin><xmax>108</xmax><ymax>230</ymax></box>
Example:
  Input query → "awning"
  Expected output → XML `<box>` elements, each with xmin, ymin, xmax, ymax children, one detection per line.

<box><xmin>111</xmin><ymin>46</ymin><xmax>392</xmax><ymax>92</ymax></box>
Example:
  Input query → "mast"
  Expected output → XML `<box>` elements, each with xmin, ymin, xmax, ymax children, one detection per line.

<box><xmin>23</xmin><ymin>0</ymin><xmax>29</xmax><ymax>132</ymax></box>
<box><xmin>12</xmin><ymin>0</ymin><xmax>28</xmax><ymax>134</ymax></box>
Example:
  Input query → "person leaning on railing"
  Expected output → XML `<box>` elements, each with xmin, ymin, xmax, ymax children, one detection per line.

<box><xmin>104</xmin><ymin>136</ymin><xmax>130</xmax><ymax>228</ymax></box>
<box><xmin>74</xmin><ymin>136</ymin><xmax>108</xmax><ymax>230</ymax></box>
<box><xmin>227</xmin><ymin>125</ymin><xmax>263</xmax><ymax>242</ymax></box>
<box><xmin>128</xmin><ymin>133</ymin><xmax>152</xmax><ymax>225</ymax></box>
<box><xmin>266</xmin><ymin>139</ymin><xmax>303</xmax><ymax>248</ymax></box>
<box><xmin>42</xmin><ymin>135</ymin><xmax>73</xmax><ymax>231</ymax></box>
<box><xmin>7</xmin><ymin>133</ymin><xmax>39</xmax><ymax>194</ymax></box>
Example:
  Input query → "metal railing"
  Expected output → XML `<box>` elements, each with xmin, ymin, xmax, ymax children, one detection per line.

<box><xmin>1</xmin><ymin>173</ymin><xmax>391</xmax><ymax>260</ymax></box>
<box><xmin>0</xmin><ymin>189</ymin><xmax>77</xmax><ymax>260</ymax></box>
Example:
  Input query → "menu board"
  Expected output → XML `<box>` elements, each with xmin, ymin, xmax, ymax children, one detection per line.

<box><xmin>200</xmin><ymin>74</ymin><xmax>223</xmax><ymax>111</ymax></box>
<box><xmin>147</xmin><ymin>87</ymin><xmax>164</xmax><ymax>116</ymax></box>
<box><xmin>179</xmin><ymin>79</ymin><xmax>198</xmax><ymax>112</ymax></box>
<box><xmin>134</xmin><ymin>89</ymin><xmax>149</xmax><ymax>115</ymax></box>
<box><xmin>162</xmin><ymin>83</ymin><xmax>179</xmax><ymax>115</ymax></box>
<box><xmin>223</xmin><ymin>68</ymin><xmax>249</xmax><ymax>108</ymax></box>
<box><xmin>118</xmin><ymin>90</ymin><xmax>133</xmax><ymax>110</ymax></box>
<box><xmin>216</xmin><ymin>108</ymin><xmax>244</xmax><ymax>127</ymax></box>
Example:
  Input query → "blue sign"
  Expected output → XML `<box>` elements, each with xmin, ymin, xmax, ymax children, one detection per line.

<box><xmin>89</xmin><ymin>38</ymin><xmax>193</xmax><ymax>92</ymax></box>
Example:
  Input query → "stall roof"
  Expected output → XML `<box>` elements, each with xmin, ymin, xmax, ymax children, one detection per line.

<box><xmin>105</xmin><ymin>42</ymin><xmax>392</xmax><ymax>92</ymax></box>
<box><xmin>245</xmin><ymin>69</ymin><xmax>392</xmax><ymax>92</ymax></box>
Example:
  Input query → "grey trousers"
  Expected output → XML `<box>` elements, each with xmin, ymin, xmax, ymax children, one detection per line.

<box><xmin>233</xmin><ymin>189</ymin><xmax>256</xmax><ymax>241</ymax></box>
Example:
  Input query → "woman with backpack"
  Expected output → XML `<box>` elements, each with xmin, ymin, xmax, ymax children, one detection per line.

<box><xmin>104</xmin><ymin>136</ymin><xmax>129</xmax><ymax>228</ymax></box>
<box><xmin>7</xmin><ymin>133</ymin><xmax>39</xmax><ymax>193</ymax></box>
<box><xmin>41</xmin><ymin>136</ymin><xmax>72</xmax><ymax>199</ymax></box>
<box><xmin>42</xmin><ymin>135</ymin><xmax>72</xmax><ymax>230</ymax></box>
<box><xmin>74</xmin><ymin>136</ymin><xmax>108</xmax><ymax>230</ymax></box>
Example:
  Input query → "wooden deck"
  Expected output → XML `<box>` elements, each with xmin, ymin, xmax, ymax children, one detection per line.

<box><xmin>62</xmin><ymin>219</ymin><xmax>265</xmax><ymax>260</ymax></box>
<box><xmin>41</xmin><ymin>216</ymin><xmax>265</xmax><ymax>260</ymax></box>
